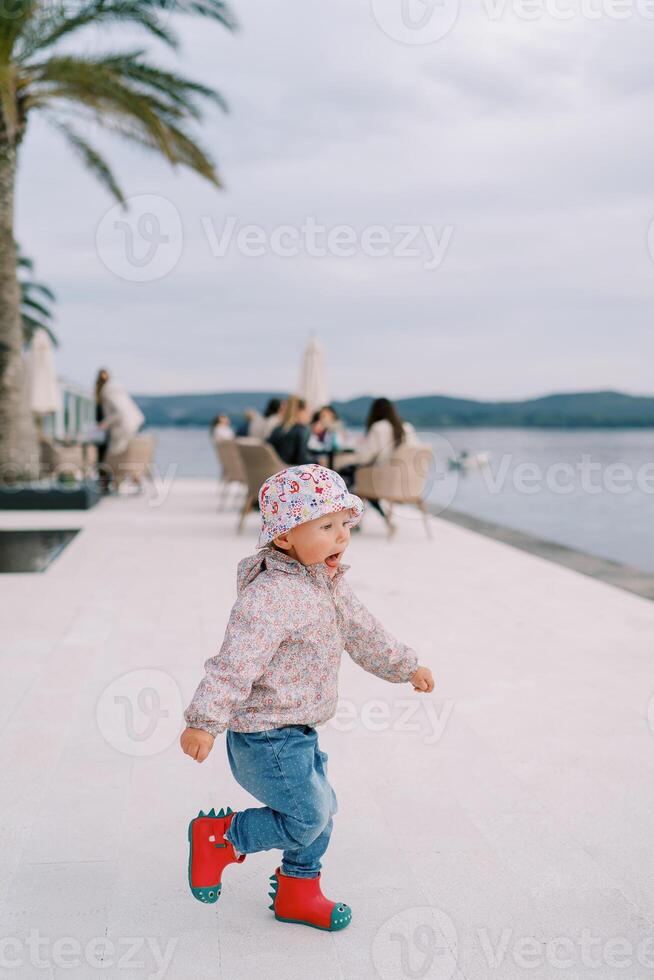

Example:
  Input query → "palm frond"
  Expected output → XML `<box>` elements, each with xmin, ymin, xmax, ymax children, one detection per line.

<box><xmin>140</xmin><ymin>0</ymin><xmax>237</xmax><ymax>30</ymax></box>
<box><xmin>27</xmin><ymin>55</ymin><xmax>182</xmax><ymax>155</ymax></box>
<box><xmin>94</xmin><ymin>56</ymin><xmax>229</xmax><ymax>115</ymax></box>
<box><xmin>86</xmin><ymin>112</ymin><xmax>220</xmax><ymax>187</ymax></box>
<box><xmin>0</xmin><ymin>0</ymin><xmax>36</xmax><ymax>63</ymax></box>
<box><xmin>22</xmin><ymin>313</ymin><xmax>58</xmax><ymax>348</ymax></box>
<box><xmin>21</xmin><ymin>293</ymin><xmax>52</xmax><ymax>319</ymax></box>
<box><xmin>32</xmin><ymin>50</ymin><xmax>227</xmax><ymax>116</ymax></box>
<box><xmin>18</xmin><ymin>1</ymin><xmax>180</xmax><ymax>61</ymax></box>
<box><xmin>64</xmin><ymin>108</ymin><xmax>221</xmax><ymax>187</ymax></box>
<box><xmin>136</xmin><ymin>115</ymin><xmax>220</xmax><ymax>183</ymax></box>
<box><xmin>46</xmin><ymin>115</ymin><xmax>125</xmax><ymax>204</ymax></box>
<box><xmin>21</xmin><ymin>279</ymin><xmax>55</xmax><ymax>303</ymax></box>
<box><xmin>27</xmin><ymin>52</ymin><xmax>223</xmax><ymax>183</ymax></box>
<box><xmin>16</xmin><ymin>249</ymin><xmax>33</xmax><ymax>272</ymax></box>
<box><xmin>17</xmin><ymin>244</ymin><xmax>58</xmax><ymax>347</ymax></box>
<box><xmin>13</xmin><ymin>3</ymin><xmax>232</xmax><ymax>200</ymax></box>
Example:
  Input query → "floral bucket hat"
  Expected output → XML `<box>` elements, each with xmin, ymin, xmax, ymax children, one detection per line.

<box><xmin>257</xmin><ymin>464</ymin><xmax>365</xmax><ymax>548</ymax></box>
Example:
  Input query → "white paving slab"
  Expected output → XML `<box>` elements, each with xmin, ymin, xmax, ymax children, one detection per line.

<box><xmin>1</xmin><ymin>479</ymin><xmax>654</xmax><ymax>980</ymax></box>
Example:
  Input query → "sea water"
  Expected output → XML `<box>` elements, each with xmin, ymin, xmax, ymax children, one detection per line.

<box><xmin>147</xmin><ymin>426</ymin><xmax>654</xmax><ymax>574</ymax></box>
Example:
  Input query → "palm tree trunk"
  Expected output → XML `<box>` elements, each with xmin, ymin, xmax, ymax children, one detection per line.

<box><xmin>0</xmin><ymin>140</ymin><xmax>39</xmax><ymax>483</ymax></box>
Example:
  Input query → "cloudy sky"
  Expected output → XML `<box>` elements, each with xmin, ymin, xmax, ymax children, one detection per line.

<box><xmin>17</xmin><ymin>0</ymin><xmax>654</xmax><ymax>400</ymax></box>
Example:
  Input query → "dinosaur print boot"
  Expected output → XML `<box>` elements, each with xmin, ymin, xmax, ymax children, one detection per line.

<box><xmin>267</xmin><ymin>865</ymin><xmax>352</xmax><ymax>931</ymax></box>
<box><xmin>187</xmin><ymin>806</ymin><xmax>246</xmax><ymax>904</ymax></box>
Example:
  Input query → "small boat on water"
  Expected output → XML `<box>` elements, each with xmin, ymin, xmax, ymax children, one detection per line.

<box><xmin>448</xmin><ymin>450</ymin><xmax>490</xmax><ymax>471</ymax></box>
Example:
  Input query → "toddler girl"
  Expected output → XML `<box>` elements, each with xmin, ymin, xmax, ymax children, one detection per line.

<box><xmin>180</xmin><ymin>463</ymin><xmax>434</xmax><ymax>931</ymax></box>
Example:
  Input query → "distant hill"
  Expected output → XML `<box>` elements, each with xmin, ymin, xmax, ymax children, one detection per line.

<box><xmin>135</xmin><ymin>391</ymin><xmax>287</xmax><ymax>427</ymax></box>
<box><xmin>133</xmin><ymin>390</ymin><xmax>654</xmax><ymax>429</ymax></box>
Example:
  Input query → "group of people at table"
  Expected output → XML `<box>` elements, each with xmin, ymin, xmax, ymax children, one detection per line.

<box><xmin>211</xmin><ymin>395</ymin><xmax>418</xmax><ymax>523</ymax></box>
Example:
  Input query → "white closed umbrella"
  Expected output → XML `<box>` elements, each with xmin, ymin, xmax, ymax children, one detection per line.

<box><xmin>298</xmin><ymin>335</ymin><xmax>328</xmax><ymax>415</ymax></box>
<box><xmin>28</xmin><ymin>328</ymin><xmax>62</xmax><ymax>418</ymax></box>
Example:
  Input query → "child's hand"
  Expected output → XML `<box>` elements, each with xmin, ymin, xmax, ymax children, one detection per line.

<box><xmin>180</xmin><ymin>726</ymin><xmax>215</xmax><ymax>762</ymax></box>
<box><xmin>410</xmin><ymin>666</ymin><xmax>434</xmax><ymax>692</ymax></box>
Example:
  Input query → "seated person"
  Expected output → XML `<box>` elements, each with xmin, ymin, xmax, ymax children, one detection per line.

<box><xmin>211</xmin><ymin>413</ymin><xmax>235</xmax><ymax>442</ymax></box>
<box><xmin>338</xmin><ymin>397</ymin><xmax>417</xmax><ymax>523</ymax></box>
<box><xmin>267</xmin><ymin>395</ymin><xmax>313</xmax><ymax>465</ymax></box>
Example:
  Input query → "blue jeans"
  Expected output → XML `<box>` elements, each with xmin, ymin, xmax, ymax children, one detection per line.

<box><xmin>223</xmin><ymin>724</ymin><xmax>338</xmax><ymax>878</ymax></box>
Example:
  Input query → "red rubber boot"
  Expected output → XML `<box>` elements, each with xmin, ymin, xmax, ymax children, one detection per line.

<box><xmin>187</xmin><ymin>806</ymin><xmax>246</xmax><ymax>904</ymax></box>
<box><xmin>267</xmin><ymin>866</ymin><xmax>352</xmax><ymax>931</ymax></box>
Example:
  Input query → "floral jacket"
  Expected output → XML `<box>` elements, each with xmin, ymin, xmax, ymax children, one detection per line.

<box><xmin>183</xmin><ymin>545</ymin><xmax>419</xmax><ymax>736</ymax></box>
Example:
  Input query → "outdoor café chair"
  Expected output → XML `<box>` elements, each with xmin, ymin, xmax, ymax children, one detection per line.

<box><xmin>38</xmin><ymin>435</ymin><xmax>98</xmax><ymax>481</ymax></box>
<box><xmin>234</xmin><ymin>439</ymin><xmax>285</xmax><ymax>534</ymax></box>
<box><xmin>214</xmin><ymin>438</ymin><xmax>247</xmax><ymax>510</ymax></box>
<box><xmin>104</xmin><ymin>433</ymin><xmax>156</xmax><ymax>491</ymax></box>
<box><xmin>353</xmin><ymin>444</ymin><xmax>435</xmax><ymax>539</ymax></box>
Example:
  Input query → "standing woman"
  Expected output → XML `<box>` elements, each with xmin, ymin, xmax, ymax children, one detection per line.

<box><xmin>94</xmin><ymin>369</ymin><xmax>110</xmax><ymax>487</ymax></box>
<box><xmin>97</xmin><ymin>371</ymin><xmax>145</xmax><ymax>490</ymax></box>
<box><xmin>267</xmin><ymin>395</ymin><xmax>313</xmax><ymax>465</ymax></box>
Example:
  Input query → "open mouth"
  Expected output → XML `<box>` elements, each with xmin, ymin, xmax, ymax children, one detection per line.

<box><xmin>324</xmin><ymin>552</ymin><xmax>342</xmax><ymax>568</ymax></box>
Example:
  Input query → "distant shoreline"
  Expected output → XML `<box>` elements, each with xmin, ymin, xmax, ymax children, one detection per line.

<box><xmin>143</xmin><ymin>421</ymin><xmax>654</xmax><ymax>431</ymax></box>
<box><xmin>135</xmin><ymin>389</ymin><xmax>654</xmax><ymax>430</ymax></box>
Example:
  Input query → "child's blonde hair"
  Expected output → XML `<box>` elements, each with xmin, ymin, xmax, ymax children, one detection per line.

<box><xmin>279</xmin><ymin>395</ymin><xmax>306</xmax><ymax>432</ymax></box>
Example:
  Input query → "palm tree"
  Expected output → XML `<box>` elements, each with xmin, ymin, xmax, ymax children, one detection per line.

<box><xmin>0</xmin><ymin>0</ymin><xmax>235</xmax><ymax>483</ymax></box>
<box><xmin>18</xmin><ymin>244</ymin><xmax>57</xmax><ymax>348</ymax></box>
